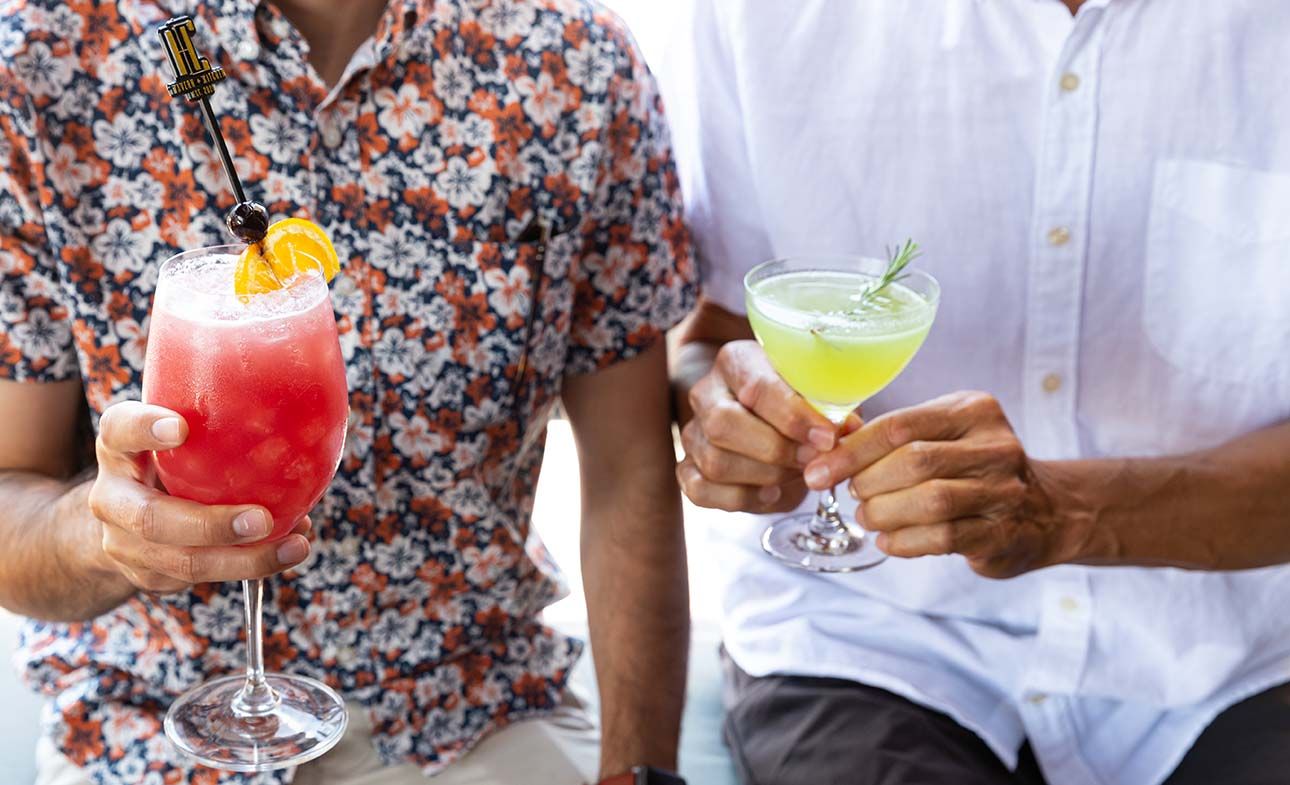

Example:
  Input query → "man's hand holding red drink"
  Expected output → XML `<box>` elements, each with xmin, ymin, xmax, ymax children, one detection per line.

<box><xmin>89</xmin><ymin>400</ymin><xmax>311</xmax><ymax>594</ymax></box>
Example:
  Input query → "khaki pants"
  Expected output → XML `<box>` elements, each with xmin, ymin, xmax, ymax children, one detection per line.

<box><xmin>37</xmin><ymin>694</ymin><xmax>600</xmax><ymax>785</ymax></box>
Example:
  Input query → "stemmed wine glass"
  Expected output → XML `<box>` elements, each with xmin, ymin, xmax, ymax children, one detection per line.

<box><xmin>144</xmin><ymin>246</ymin><xmax>350</xmax><ymax>770</ymax></box>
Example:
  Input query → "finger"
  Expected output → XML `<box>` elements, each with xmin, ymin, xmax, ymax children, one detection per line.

<box><xmin>877</xmin><ymin>518</ymin><xmax>993</xmax><ymax>559</ymax></box>
<box><xmin>689</xmin><ymin>376</ymin><xmax>807</xmax><ymax>468</ymax></box>
<box><xmin>803</xmin><ymin>394</ymin><xmax>982</xmax><ymax>490</ymax></box>
<box><xmin>677</xmin><ymin>459</ymin><xmax>786</xmax><ymax>514</ymax></box>
<box><xmin>112</xmin><ymin>561</ymin><xmax>191</xmax><ymax>594</ymax></box>
<box><xmin>877</xmin><ymin>523</ymin><xmax>953</xmax><ymax>558</ymax></box>
<box><xmin>682</xmin><ymin>421</ymin><xmax>802</xmax><ymax>486</ymax></box>
<box><xmin>715</xmin><ymin>341</ymin><xmax>836</xmax><ymax>449</ymax></box>
<box><xmin>767</xmin><ymin>475</ymin><xmax>811</xmax><ymax>514</ymax></box>
<box><xmin>97</xmin><ymin>401</ymin><xmax>188</xmax><ymax>461</ymax></box>
<box><xmin>860</xmin><ymin>479</ymin><xmax>996</xmax><ymax>531</ymax></box>
<box><xmin>850</xmin><ymin>440</ymin><xmax>1017</xmax><ymax>500</ymax></box>
<box><xmin>292</xmin><ymin>517</ymin><xmax>313</xmax><ymax>537</ymax></box>
<box><xmin>119</xmin><ymin>535</ymin><xmax>311</xmax><ymax>585</ymax></box>
<box><xmin>89</xmin><ymin>477</ymin><xmax>275</xmax><ymax>546</ymax></box>
<box><xmin>840</xmin><ymin>411</ymin><xmax>863</xmax><ymax>437</ymax></box>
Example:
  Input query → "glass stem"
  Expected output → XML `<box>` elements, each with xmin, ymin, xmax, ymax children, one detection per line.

<box><xmin>232</xmin><ymin>578</ymin><xmax>279</xmax><ymax>717</ymax></box>
<box><xmin>809</xmin><ymin>484</ymin><xmax>853</xmax><ymax>541</ymax></box>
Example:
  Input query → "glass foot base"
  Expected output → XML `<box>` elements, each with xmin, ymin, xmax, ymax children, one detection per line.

<box><xmin>762</xmin><ymin>514</ymin><xmax>888</xmax><ymax>573</ymax></box>
<box><xmin>165</xmin><ymin>673</ymin><xmax>348</xmax><ymax>772</ymax></box>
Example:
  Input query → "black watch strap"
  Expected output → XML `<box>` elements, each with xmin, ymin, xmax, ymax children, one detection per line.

<box><xmin>634</xmin><ymin>765</ymin><xmax>686</xmax><ymax>785</ymax></box>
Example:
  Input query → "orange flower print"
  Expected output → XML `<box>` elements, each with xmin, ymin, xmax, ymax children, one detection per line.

<box><xmin>61</xmin><ymin>709</ymin><xmax>106</xmax><ymax>766</ymax></box>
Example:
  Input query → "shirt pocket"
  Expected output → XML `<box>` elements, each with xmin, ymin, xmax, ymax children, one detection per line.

<box><xmin>420</xmin><ymin>238</ymin><xmax>538</xmax><ymax>433</ymax></box>
<box><xmin>397</xmin><ymin>235</ymin><xmax>574</xmax><ymax>437</ymax></box>
<box><xmin>1142</xmin><ymin>160</ymin><xmax>1290</xmax><ymax>390</ymax></box>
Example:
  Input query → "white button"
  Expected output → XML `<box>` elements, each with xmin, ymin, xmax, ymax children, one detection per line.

<box><xmin>1027</xmin><ymin>693</ymin><xmax>1049</xmax><ymax>705</ymax></box>
<box><xmin>1047</xmin><ymin>226</ymin><xmax>1071</xmax><ymax>247</ymax></box>
<box><xmin>1060</xmin><ymin>596</ymin><xmax>1080</xmax><ymax>613</ymax></box>
<box><xmin>1059</xmin><ymin>73</ymin><xmax>1081</xmax><ymax>92</ymax></box>
<box><xmin>1042</xmin><ymin>373</ymin><xmax>1062</xmax><ymax>393</ymax></box>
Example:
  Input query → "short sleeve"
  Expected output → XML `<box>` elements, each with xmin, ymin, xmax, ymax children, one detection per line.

<box><xmin>0</xmin><ymin>74</ymin><xmax>77</xmax><ymax>382</ymax></box>
<box><xmin>564</xmin><ymin>14</ymin><xmax>699</xmax><ymax>376</ymax></box>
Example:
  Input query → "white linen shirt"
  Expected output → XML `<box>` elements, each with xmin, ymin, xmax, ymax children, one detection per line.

<box><xmin>659</xmin><ymin>1</ymin><xmax>1290</xmax><ymax>784</ymax></box>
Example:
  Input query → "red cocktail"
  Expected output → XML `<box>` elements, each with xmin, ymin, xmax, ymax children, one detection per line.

<box><xmin>145</xmin><ymin>249</ymin><xmax>347</xmax><ymax>541</ymax></box>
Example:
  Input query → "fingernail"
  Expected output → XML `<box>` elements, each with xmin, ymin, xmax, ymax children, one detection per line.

<box><xmin>875</xmin><ymin>533</ymin><xmax>890</xmax><ymax>553</ymax></box>
<box><xmin>276</xmin><ymin>537</ymin><xmax>309</xmax><ymax>565</ymax></box>
<box><xmin>804</xmin><ymin>464</ymin><xmax>829</xmax><ymax>488</ymax></box>
<box><xmin>796</xmin><ymin>445</ymin><xmax>819</xmax><ymax>466</ymax></box>
<box><xmin>233</xmin><ymin>510</ymin><xmax>271</xmax><ymax>539</ymax></box>
<box><xmin>758</xmin><ymin>486</ymin><xmax>782</xmax><ymax>504</ymax></box>
<box><xmin>808</xmin><ymin>427</ymin><xmax>835</xmax><ymax>451</ymax></box>
<box><xmin>151</xmin><ymin>417</ymin><xmax>182</xmax><ymax>445</ymax></box>
<box><xmin>848</xmin><ymin>483</ymin><xmax>860</xmax><ymax>501</ymax></box>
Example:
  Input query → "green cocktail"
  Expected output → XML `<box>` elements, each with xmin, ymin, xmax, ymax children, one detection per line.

<box><xmin>748</xmin><ymin>271</ymin><xmax>935</xmax><ymax>422</ymax></box>
<box><xmin>745</xmin><ymin>254</ymin><xmax>939</xmax><ymax>572</ymax></box>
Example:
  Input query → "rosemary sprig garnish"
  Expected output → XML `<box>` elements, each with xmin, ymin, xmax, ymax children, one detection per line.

<box><xmin>808</xmin><ymin>239</ymin><xmax>922</xmax><ymax>343</ymax></box>
<box><xmin>858</xmin><ymin>239</ymin><xmax>921</xmax><ymax>305</ymax></box>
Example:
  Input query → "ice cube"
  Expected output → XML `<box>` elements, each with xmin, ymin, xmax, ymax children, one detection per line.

<box><xmin>255</xmin><ymin>485</ymin><xmax>287</xmax><ymax>506</ymax></box>
<box><xmin>242</xmin><ymin>409</ymin><xmax>276</xmax><ymax>438</ymax></box>
<box><xmin>249</xmin><ymin>436</ymin><xmax>291</xmax><ymax>469</ymax></box>
<box><xmin>298</xmin><ymin>419</ymin><xmax>331</xmax><ymax>447</ymax></box>
<box><xmin>283</xmin><ymin>455</ymin><xmax>316</xmax><ymax>482</ymax></box>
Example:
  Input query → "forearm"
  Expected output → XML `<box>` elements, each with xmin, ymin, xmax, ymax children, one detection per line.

<box><xmin>1048</xmin><ymin>419</ymin><xmax>1290</xmax><ymax>571</ymax></box>
<box><xmin>0</xmin><ymin>470</ymin><xmax>133</xmax><ymax>620</ymax></box>
<box><xmin>581</xmin><ymin>480</ymin><xmax>689</xmax><ymax>777</ymax></box>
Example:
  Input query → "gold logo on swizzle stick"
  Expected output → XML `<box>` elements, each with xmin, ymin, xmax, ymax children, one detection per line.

<box><xmin>159</xmin><ymin>16</ymin><xmax>227</xmax><ymax>102</ymax></box>
<box><xmin>156</xmin><ymin>15</ymin><xmax>254</xmax><ymax>212</ymax></box>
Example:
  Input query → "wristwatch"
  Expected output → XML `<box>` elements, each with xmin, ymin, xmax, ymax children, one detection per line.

<box><xmin>599</xmin><ymin>766</ymin><xmax>687</xmax><ymax>785</ymax></box>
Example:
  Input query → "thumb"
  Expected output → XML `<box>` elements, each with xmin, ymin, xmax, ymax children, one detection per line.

<box><xmin>840</xmin><ymin>410</ymin><xmax>863</xmax><ymax>436</ymax></box>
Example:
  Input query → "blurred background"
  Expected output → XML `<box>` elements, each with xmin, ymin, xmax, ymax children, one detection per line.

<box><xmin>0</xmin><ymin>1</ymin><xmax>738</xmax><ymax>782</ymax></box>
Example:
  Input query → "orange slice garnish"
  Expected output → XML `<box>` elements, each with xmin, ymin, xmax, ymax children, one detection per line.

<box><xmin>235</xmin><ymin>218</ymin><xmax>340</xmax><ymax>299</ymax></box>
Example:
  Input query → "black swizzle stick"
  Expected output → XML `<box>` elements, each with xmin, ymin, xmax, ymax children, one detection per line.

<box><xmin>157</xmin><ymin>16</ymin><xmax>269</xmax><ymax>245</ymax></box>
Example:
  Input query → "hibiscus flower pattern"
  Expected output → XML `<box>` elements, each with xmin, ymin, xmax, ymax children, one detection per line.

<box><xmin>0</xmin><ymin>1</ymin><xmax>696</xmax><ymax>783</ymax></box>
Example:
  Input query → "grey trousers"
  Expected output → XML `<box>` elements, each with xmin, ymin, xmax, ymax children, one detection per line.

<box><xmin>722</xmin><ymin>651</ymin><xmax>1290</xmax><ymax>785</ymax></box>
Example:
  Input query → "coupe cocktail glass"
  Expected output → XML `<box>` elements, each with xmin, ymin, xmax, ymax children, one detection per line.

<box><xmin>745</xmin><ymin>256</ymin><xmax>939</xmax><ymax>573</ymax></box>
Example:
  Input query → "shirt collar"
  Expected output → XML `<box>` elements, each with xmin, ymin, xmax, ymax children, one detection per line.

<box><xmin>222</xmin><ymin>0</ymin><xmax>426</xmax><ymax>68</ymax></box>
<box><xmin>373</xmin><ymin>0</ymin><xmax>425</xmax><ymax>59</ymax></box>
<box><xmin>152</xmin><ymin>0</ymin><xmax>426</xmax><ymax>88</ymax></box>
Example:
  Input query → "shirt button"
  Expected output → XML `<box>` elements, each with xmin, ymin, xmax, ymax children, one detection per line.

<box><xmin>1047</xmin><ymin>226</ymin><xmax>1071</xmax><ymax>247</ymax></box>
<box><xmin>1059</xmin><ymin>596</ymin><xmax>1080</xmax><ymax>613</ymax></box>
<box><xmin>1042</xmin><ymin>373</ymin><xmax>1062</xmax><ymax>393</ymax></box>
<box><xmin>1059</xmin><ymin>72</ymin><xmax>1081</xmax><ymax>92</ymax></box>
<box><xmin>1027</xmin><ymin>693</ymin><xmax>1049</xmax><ymax>705</ymax></box>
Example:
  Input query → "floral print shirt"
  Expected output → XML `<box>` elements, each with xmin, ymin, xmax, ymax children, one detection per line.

<box><xmin>0</xmin><ymin>0</ymin><xmax>696</xmax><ymax>782</ymax></box>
